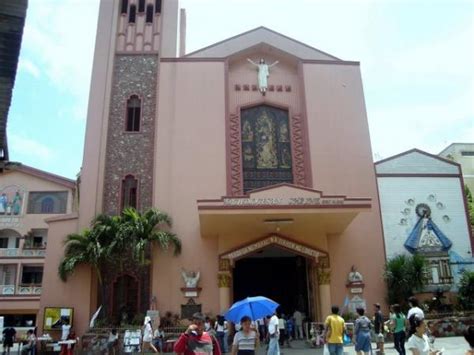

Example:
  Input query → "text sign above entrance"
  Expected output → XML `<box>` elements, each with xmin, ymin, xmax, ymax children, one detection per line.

<box><xmin>221</xmin><ymin>235</ymin><xmax>321</xmax><ymax>260</ymax></box>
<box><xmin>223</xmin><ymin>197</ymin><xmax>345</xmax><ymax>206</ymax></box>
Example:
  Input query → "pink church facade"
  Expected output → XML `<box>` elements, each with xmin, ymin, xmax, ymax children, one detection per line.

<box><xmin>39</xmin><ymin>0</ymin><xmax>387</xmax><ymax>337</ymax></box>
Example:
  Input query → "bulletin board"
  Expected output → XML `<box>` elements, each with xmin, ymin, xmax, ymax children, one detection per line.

<box><xmin>43</xmin><ymin>307</ymin><xmax>74</xmax><ymax>331</ymax></box>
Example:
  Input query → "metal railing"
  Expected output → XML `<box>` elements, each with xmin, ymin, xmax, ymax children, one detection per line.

<box><xmin>0</xmin><ymin>284</ymin><xmax>42</xmax><ymax>295</ymax></box>
<box><xmin>0</xmin><ymin>248</ymin><xmax>20</xmax><ymax>257</ymax></box>
<box><xmin>0</xmin><ymin>284</ymin><xmax>15</xmax><ymax>295</ymax></box>
<box><xmin>426</xmin><ymin>276</ymin><xmax>454</xmax><ymax>285</ymax></box>
<box><xmin>0</xmin><ymin>215</ymin><xmax>21</xmax><ymax>228</ymax></box>
<box><xmin>0</xmin><ymin>247</ymin><xmax>46</xmax><ymax>258</ymax></box>
<box><xmin>17</xmin><ymin>284</ymin><xmax>42</xmax><ymax>295</ymax></box>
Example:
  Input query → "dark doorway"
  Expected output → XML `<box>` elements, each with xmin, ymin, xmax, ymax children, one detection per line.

<box><xmin>233</xmin><ymin>247</ymin><xmax>309</xmax><ymax>316</ymax></box>
<box><xmin>112</xmin><ymin>274</ymin><xmax>139</xmax><ymax>324</ymax></box>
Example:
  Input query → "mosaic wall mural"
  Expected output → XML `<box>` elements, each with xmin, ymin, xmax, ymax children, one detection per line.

<box><xmin>241</xmin><ymin>105</ymin><xmax>293</xmax><ymax>192</ymax></box>
<box><xmin>397</xmin><ymin>194</ymin><xmax>473</xmax><ymax>290</ymax></box>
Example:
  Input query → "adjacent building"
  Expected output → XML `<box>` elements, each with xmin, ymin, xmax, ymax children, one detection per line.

<box><xmin>439</xmin><ymin>143</ymin><xmax>474</xmax><ymax>194</ymax></box>
<box><xmin>38</xmin><ymin>0</ymin><xmax>387</xmax><ymax>336</ymax></box>
<box><xmin>0</xmin><ymin>165</ymin><xmax>75</xmax><ymax>330</ymax></box>
<box><xmin>376</xmin><ymin>149</ymin><xmax>474</xmax><ymax>295</ymax></box>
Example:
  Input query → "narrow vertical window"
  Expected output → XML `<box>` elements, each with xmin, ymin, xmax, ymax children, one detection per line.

<box><xmin>146</xmin><ymin>4</ymin><xmax>154</xmax><ymax>23</ymax></box>
<box><xmin>155</xmin><ymin>0</ymin><xmax>162</xmax><ymax>13</ymax></box>
<box><xmin>121</xmin><ymin>0</ymin><xmax>128</xmax><ymax>14</ymax></box>
<box><xmin>138</xmin><ymin>0</ymin><xmax>145</xmax><ymax>13</ymax></box>
<box><xmin>122</xmin><ymin>175</ymin><xmax>138</xmax><ymax>210</ymax></box>
<box><xmin>126</xmin><ymin>95</ymin><xmax>141</xmax><ymax>132</ymax></box>
<box><xmin>129</xmin><ymin>4</ymin><xmax>136</xmax><ymax>23</ymax></box>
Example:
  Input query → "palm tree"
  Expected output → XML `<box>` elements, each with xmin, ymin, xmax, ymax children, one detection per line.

<box><xmin>120</xmin><ymin>208</ymin><xmax>181</xmax><ymax>265</ymax></box>
<box><xmin>58</xmin><ymin>208</ymin><xmax>181</xmax><ymax>322</ymax></box>
<box><xmin>58</xmin><ymin>229</ymin><xmax>111</xmax><ymax>314</ymax></box>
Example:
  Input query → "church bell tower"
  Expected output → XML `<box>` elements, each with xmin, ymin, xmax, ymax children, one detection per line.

<box><xmin>79</xmin><ymin>0</ymin><xmax>180</xmax><ymax>318</ymax></box>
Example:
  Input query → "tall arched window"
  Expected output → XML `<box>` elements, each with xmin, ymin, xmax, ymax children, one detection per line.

<box><xmin>121</xmin><ymin>175</ymin><xmax>138</xmax><ymax>210</ymax></box>
<box><xmin>138</xmin><ymin>0</ymin><xmax>145</xmax><ymax>13</ymax></box>
<box><xmin>40</xmin><ymin>197</ymin><xmax>54</xmax><ymax>214</ymax></box>
<box><xmin>146</xmin><ymin>4</ymin><xmax>154</xmax><ymax>23</ymax></box>
<box><xmin>155</xmin><ymin>0</ymin><xmax>162</xmax><ymax>13</ymax></box>
<box><xmin>129</xmin><ymin>4</ymin><xmax>136</xmax><ymax>23</ymax></box>
<box><xmin>120</xmin><ymin>0</ymin><xmax>128</xmax><ymax>14</ymax></box>
<box><xmin>126</xmin><ymin>95</ymin><xmax>141</xmax><ymax>132</ymax></box>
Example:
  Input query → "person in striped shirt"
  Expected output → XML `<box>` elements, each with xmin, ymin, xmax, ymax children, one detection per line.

<box><xmin>231</xmin><ymin>316</ymin><xmax>259</xmax><ymax>355</ymax></box>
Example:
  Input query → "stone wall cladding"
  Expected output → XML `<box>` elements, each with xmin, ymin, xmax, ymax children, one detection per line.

<box><xmin>103</xmin><ymin>55</ymin><xmax>158</xmax><ymax>215</ymax></box>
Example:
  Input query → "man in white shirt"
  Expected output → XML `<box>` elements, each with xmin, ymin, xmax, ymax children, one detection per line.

<box><xmin>293</xmin><ymin>310</ymin><xmax>303</xmax><ymax>340</ymax></box>
<box><xmin>407</xmin><ymin>297</ymin><xmax>425</xmax><ymax>322</ymax></box>
<box><xmin>267</xmin><ymin>313</ymin><xmax>280</xmax><ymax>355</ymax></box>
<box><xmin>278</xmin><ymin>315</ymin><xmax>286</xmax><ymax>346</ymax></box>
<box><xmin>61</xmin><ymin>319</ymin><xmax>71</xmax><ymax>341</ymax></box>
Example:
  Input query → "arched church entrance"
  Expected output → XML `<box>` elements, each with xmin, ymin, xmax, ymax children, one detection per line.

<box><xmin>218</xmin><ymin>234</ymin><xmax>330</xmax><ymax>321</ymax></box>
<box><xmin>233</xmin><ymin>245</ymin><xmax>310</xmax><ymax>316</ymax></box>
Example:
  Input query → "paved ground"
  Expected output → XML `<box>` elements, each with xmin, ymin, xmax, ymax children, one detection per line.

<box><xmin>0</xmin><ymin>337</ymin><xmax>467</xmax><ymax>354</ymax></box>
<box><xmin>255</xmin><ymin>338</ymin><xmax>467</xmax><ymax>355</ymax></box>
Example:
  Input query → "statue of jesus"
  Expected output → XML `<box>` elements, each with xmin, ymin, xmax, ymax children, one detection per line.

<box><xmin>348</xmin><ymin>265</ymin><xmax>363</xmax><ymax>283</ymax></box>
<box><xmin>247</xmin><ymin>58</ymin><xmax>279</xmax><ymax>95</ymax></box>
<box><xmin>181</xmin><ymin>269</ymin><xmax>200</xmax><ymax>288</ymax></box>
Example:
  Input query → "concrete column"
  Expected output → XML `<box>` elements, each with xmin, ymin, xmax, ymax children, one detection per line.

<box><xmin>317</xmin><ymin>268</ymin><xmax>331</xmax><ymax>319</ymax></box>
<box><xmin>15</xmin><ymin>262</ymin><xmax>22</xmax><ymax>293</ymax></box>
<box><xmin>218</xmin><ymin>282</ymin><xmax>231</xmax><ymax>313</ymax></box>
<box><xmin>218</xmin><ymin>258</ymin><xmax>232</xmax><ymax>313</ymax></box>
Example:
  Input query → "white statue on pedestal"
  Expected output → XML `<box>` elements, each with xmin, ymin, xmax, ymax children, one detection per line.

<box><xmin>348</xmin><ymin>265</ymin><xmax>363</xmax><ymax>283</ymax></box>
<box><xmin>247</xmin><ymin>58</ymin><xmax>279</xmax><ymax>95</ymax></box>
<box><xmin>181</xmin><ymin>269</ymin><xmax>200</xmax><ymax>288</ymax></box>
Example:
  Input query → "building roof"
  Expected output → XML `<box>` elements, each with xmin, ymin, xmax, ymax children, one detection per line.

<box><xmin>438</xmin><ymin>142</ymin><xmax>474</xmax><ymax>156</ymax></box>
<box><xmin>8</xmin><ymin>163</ymin><xmax>76</xmax><ymax>189</ymax></box>
<box><xmin>375</xmin><ymin>148</ymin><xmax>461</xmax><ymax>175</ymax></box>
<box><xmin>0</xmin><ymin>0</ymin><xmax>28</xmax><ymax>163</ymax></box>
<box><xmin>185</xmin><ymin>26</ymin><xmax>342</xmax><ymax>61</ymax></box>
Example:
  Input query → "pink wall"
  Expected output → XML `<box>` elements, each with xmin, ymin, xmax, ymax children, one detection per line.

<box><xmin>78</xmin><ymin>0</ymin><xmax>118</xmax><ymax>229</ymax></box>
<box><xmin>38</xmin><ymin>216</ymin><xmax>93</xmax><ymax>338</ymax></box>
<box><xmin>151</xmin><ymin>58</ymin><xmax>386</xmax><ymax>318</ymax></box>
<box><xmin>302</xmin><ymin>62</ymin><xmax>386</xmax><ymax>309</ymax></box>
<box><xmin>228</xmin><ymin>53</ymin><xmax>302</xmax><ymax>114</ymax></box>
<box><xmin>152</xmin><ymin>61</ymin><xmax>227</xmax><ymax>315</ymax></box>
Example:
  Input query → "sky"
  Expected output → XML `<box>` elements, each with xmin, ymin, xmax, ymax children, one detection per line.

<box><xmin>7</xmin><ymin>0</ymin><xmax>474</xmax><ymax>179</ymax></box>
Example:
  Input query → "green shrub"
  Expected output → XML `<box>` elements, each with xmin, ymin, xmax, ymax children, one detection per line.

<box><xmin>458</xmin><ymin>270</ymin><xmax>474</xmax><ymax>310</ymax></box>
<box><xmin>384</xmin><ymin>254</ymin><xmax>428</xmax><ymax>308</ymax></box>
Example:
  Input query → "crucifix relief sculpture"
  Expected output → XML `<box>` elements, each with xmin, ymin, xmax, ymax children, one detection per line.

<box><xmin>247</xmin><ymin>58</ymin><xmax>279</xmax><ymax>95</ymax></box>
<box><xmin>181</xmin><ymin>269</ymin><xmax>200</xmax><ymax>288</ymax></box>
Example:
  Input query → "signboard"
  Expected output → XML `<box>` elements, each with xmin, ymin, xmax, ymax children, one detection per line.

<box><xmin>43</xmin><ymin>307</ymin><xmax>73</xmax><ymax>331</ymax></box>
<box><xmin>123</xmin><ymin>329</ymin><xmax>141</xmax><ymax>353</ymax></box>
<box><xmin>221</xmin><ymin>235</ymin><xmax>321</xmax><ymax>260</ymax></box>
<box><xmin>348</xmin><ymin>296</ymin><xmax>366</xmax><ymax>314</ymax></box>
<box><xmin>181</xmin><ymin>299</ymin><xmax>201</xmax><ymax>320</ymax></box>
<box><xmin>223</xmin><ymin>197</ymin><xmax>344</xmax><ymax>206</ymax></box>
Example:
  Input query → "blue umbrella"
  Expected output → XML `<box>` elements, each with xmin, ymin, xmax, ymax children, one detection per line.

<box><xmin>224</xmin><ymin>296</ymin><xmax>279</xmax><ymax>323</ymax></box>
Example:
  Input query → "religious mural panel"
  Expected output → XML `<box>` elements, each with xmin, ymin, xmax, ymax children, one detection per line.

<box><xmin>0</xmin><ymin>185</ymin><xmax>25</xmax><ymax>216</ymax></box>
<box><xmin>241</xmin><ymin>105</ymin><xmax>293</xmax><ymax>192</ymax></box>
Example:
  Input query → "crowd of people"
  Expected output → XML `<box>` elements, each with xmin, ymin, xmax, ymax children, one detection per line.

<box><xmin>1</xmin><ymin>317</ymin><xmax>77</xmax><ymax>355</ymax></box>
<box><xmin>2</xmin><ymin>299</ymin><xmax>474</xmax><ymax>354</ymax></box>
<box><xmin>171</xmin><ymin>298</ymin><xmax>474</xmax><ymax>355</ymax></box>
<box><xmin>323</xmin><ymin>296</ymin><xmax>474</xmax><ymax>355</ymax></box>
<box><xmin>176</xmin><ymin>309</ymin><xmax>307</xmax><ymax>353</ymax></box>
